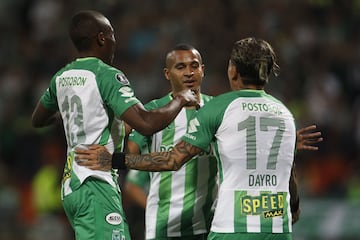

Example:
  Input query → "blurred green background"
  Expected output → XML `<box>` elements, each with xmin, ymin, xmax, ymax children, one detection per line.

<box><xmin>0</xmin><ymin>0</ymin><xmax>359</xmax><ymax>239</ymax></box>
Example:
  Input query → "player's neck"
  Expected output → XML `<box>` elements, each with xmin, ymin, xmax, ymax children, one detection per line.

<box><xmin>241</xmin><ymin>83</ymin><xmax>264</xmax><ymax>90</ymax></box>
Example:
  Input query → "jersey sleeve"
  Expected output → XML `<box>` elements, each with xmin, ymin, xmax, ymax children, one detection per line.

<box><xmin>128</xmin><ymin>130</ymin><xmax>151</xmax><ymax>154</ymax></box>
<box><xmin>98</xmin><ymin>67</ymin><xmax>140</xmax><ymax>117</ymax></box>
<box><xmin>40</xmin><ymin>76</ymin><xmax>59</xmax><ymax>111</ymax></box>
<box><xmin>182</xmin><ymin>98</ymin><xmax>224</xmax><ymax>151</ymax></box>
<box><xmin>126</xmin><ymin>169</ymin><xmax>150</xmax><ymax>190</ymax></box>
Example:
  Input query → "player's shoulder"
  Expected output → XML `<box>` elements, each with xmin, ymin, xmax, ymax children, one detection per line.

<box><xmin>200</xmin><ymin>93</ymin><xmax>214</xmax><ymax>103</ymax></box>
<box><xmin>201</xmin><ymin>90</ymin><xmax>268</xmax><ymax>112</ymax></box>
<box><xmin>94</xmin><ymin>60</ymin><xmax>130</xmax><ymax>86</ymax></box>
<box><xmin>211</xmin><ymin>90</ymin><xmax>279</xmax><ymax>103</ymax></box>
<box><xmin>204</xmin><ymin>91</ymin><xmax>238</xmax><ymax>106</ymax></box>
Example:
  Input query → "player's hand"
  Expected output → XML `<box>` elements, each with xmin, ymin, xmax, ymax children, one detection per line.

<box><xmin>296</xmin><ymin>125</ymin><xmax>323</xmax><ymax>151</ymax></box>
<box><xmin>74</xmin><ymin>144</ymin><xmax>112</xmax><ymax>171</ymax></box>
<box><xmin>174</xmin><ymin>89</ymin><xmax>200</xmax><ymax>109</ymax></box>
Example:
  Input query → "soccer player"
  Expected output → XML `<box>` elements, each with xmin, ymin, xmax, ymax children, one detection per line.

<box><xmin>124</xmin><ymin>44</ymin><xmax>217</xmax><ymax>240</ymax></box>
<box><xmin>31</xmin><ymin>10</ymin><xmax>197</xmax><ymax>240</ymax></box>
<box><xmin>121</xmin><ymin>37</ymin><xmax>298</xmax><ymax>240</ymax></box>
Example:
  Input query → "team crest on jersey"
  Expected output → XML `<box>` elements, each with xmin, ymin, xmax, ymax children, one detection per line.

<box><xmin>115</xmin><ymin>73</ymin><xmax>129</xmax><ymax>85</ymax></box>
<box><xmin>111</xmin><ymin>230</ymin><xmax>122</xmax><ymax>240</ymax></box>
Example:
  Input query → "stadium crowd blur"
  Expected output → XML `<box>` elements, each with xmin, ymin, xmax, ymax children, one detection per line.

<box><xmin>0</xmin><ymin>0</ymin><xmax>359</xmax><ymax>239</ymax></box>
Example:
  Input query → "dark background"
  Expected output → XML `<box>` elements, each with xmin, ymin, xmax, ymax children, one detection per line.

<box><xmin>0</xmin><ymin>0</ymin><xmax>359</xmax><ymax>239</ymax></box>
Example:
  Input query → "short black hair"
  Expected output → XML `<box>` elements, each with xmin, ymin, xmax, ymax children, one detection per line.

<box><xmin>172</xmin><ymin>43</ymin><xmax>196</xmax><ymax>51</ymax></box>
<box><xmin>165</xmin><ymin>43</ymin><xmax>203</xmax><ymax>65</ymax></box>
<box><xmin>69</xmin><ymin>10</ymin><xmax>105</xmax><ymax>51</ymax></box>
<box><xmin>230</xmin><ymin>37</ymin><xmax>280</xmax><ymax>86</ymax></box>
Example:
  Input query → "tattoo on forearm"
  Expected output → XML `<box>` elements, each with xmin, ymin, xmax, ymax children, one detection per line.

<box><xmin>126</xmin><ymin>141</ymin><xmax>200</xmax><ymax>171</ymax></box>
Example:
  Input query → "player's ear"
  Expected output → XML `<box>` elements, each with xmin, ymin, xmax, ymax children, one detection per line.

<box><xmin>97</xmin><ymin>32</ymin><xmax>105</xmax><ymax>46</ymax></box>
<box><xmin>164</xmin><ymin>68</ymin><xmax>170</xmax><ymax>81</ymax></box>
<box><xmin>227</xmin><ymin>60</ymin><xmax>237</xmax><ymax>81</ymax></box>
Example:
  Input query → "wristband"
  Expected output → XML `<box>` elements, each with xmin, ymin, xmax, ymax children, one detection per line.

<box><xmin>112</xmin><ymin>152</ymin><xmax>126</xmax><ymax>170</ymax></box>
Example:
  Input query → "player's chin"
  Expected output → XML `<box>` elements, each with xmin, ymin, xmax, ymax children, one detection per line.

<box><xmin>186</xmin><ymin>86</ymin><xmax>199</xmax><ymax>92</ymax></box>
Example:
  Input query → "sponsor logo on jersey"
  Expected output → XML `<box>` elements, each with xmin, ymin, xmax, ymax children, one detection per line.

<box><xmin>240</xmin><ymin>192</ymin><xmax>285</xmax><ymax>217</ymax></box>
<box><xmin>263</xmin><ymin>209</ymin><xmax>284</xmax><ymax>218</ymax></box>
<box><xmin>184</xmin><ymin>133</ymin><xmax>196</xmax><ymax>140</ymax></box>
<box><xmin>58</xmin><ymin>76</ymin><xmax>87</xmax><ymax>87</ymax></box>
<box><xmin>118</xmin><ymin>86</ymin><xmax>134</xmax><ymax>97</ymax></box>
<box><xmin>115</xmin><ymin>73</ymin><xmax>129</xmax><ymax>85</ymax></box>
<box><xmin>106</xmin><ymin>212</ymin><xmax>122</xmax><ymax>225</ymax></box>
<box><xmin>188</xmin><ymin>118</ymin><xmax>200</xmax><ymax>133</ymax></box>
<box><xmin>241</xmin><ymin>102</ymin><xmax>283</xmax><ymax>115</ymax></box>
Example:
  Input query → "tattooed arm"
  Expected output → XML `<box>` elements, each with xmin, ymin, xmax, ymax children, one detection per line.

<box><xmin>126</xmin><ymin>141</ymin><xmax>202</xmax><ymax>171</ymax></box>
<box><xmin>75</xmin><ymin>141</ymin><xmax>203</xmax><ymax>172</ymax></box>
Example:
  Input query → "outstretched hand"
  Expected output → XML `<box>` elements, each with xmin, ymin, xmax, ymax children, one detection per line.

<box><xmin>74</xmin><ymin>144</ymin><xmax>112</xmax><ymax>171</ymax></box>
<box><xmin>296</xmin><ymin>125</ymin><xmax>323</xmax><ymax>151</ymax></box>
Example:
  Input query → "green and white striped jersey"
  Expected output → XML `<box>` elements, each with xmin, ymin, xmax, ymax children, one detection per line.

<box><xmin>127</xmin><ymin>93</ymin><xmax>218</xmax><ymax>239</ymax></box>
<box><xmin>182</xmin><ymin>89</ymin><xmax>296</xmax><ymax>234</ymax></box>
<box><xmin>40</xmin><ymin>57</ymin><xmax>140</xmax><ymax>198</ymax></box>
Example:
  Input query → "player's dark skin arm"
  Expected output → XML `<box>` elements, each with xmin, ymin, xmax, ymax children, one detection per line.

<box><xmin>121</xmin><ymin>92</ymin><xmax>197</xmax><ymax>136</ymax></box>
<box><xmin>31</xmin><ymin>89</ymin><xmax>198</xmax><ymax>136</ymax></box>
<box><xmin>289</xmin><ymin>164</ymin><xmax>300</xmax><ymax>224</ymax></box>
<box><xmin>31</xmin><ymin>103</ymin><xmax>61</xmax><ymax>127</ymax></box>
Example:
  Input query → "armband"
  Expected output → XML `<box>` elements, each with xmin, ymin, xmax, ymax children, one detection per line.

<box><xmin>112</xmin><ymin>152</ymin><xmax>126</xmax><ymax>170</ymax></box>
